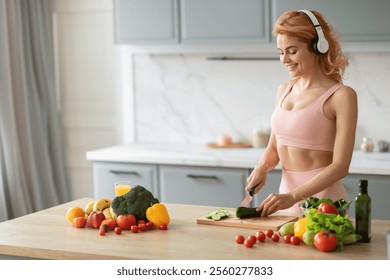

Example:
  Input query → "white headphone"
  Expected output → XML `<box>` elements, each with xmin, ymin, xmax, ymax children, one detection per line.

<box><xmin>299</xmin><ymin>10</ymin><xmax>329</xmax><ymax>54</ymax></box>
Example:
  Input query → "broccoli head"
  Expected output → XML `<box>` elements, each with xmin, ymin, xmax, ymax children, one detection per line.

<box><xmin>111</xmin><ymin>185</ymin><xmax>159</xmax><ymax>221</ymax></box>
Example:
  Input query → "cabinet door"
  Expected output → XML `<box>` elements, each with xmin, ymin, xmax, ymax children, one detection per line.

<box><xmin>91</xmin><ymin>162</ymin><xmax>158</xmax><ymax>198</ymax></box>
<box><xmin>114</xmin><ymin>0</ymin><xmax>179</xmax><ymax>44</ymax></box>
<box><xmin>159</xmin><ymin>165</ymin><xmax>249</xmax><ymax>207</ymax></box>
<box><xmin>272</xmin><ymin>0</ymin><xmax>390</xmax><ymax>42</ymax></box>
<box><xmin>181</xmin><ymin>0</ymin><xmax>269</xmax><ymax>44</ymax></box>
<box><xmin>343</xmin><ymin>174</ymin><xmax>390</xmax><ymax>220</ymax></box>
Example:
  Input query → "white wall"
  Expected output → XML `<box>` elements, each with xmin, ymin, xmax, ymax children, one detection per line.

<box><xmin>129</xmin><ymin>52</ymin><xmax>390</xmax><ymax>149</ymax></box>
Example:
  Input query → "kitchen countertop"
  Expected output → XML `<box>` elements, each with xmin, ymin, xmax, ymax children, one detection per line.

<box><xmin>0</xmin><ymin>198</ymin><xmax>388</xmax><ymax>260</ymax></box>
<box><xmin>86</xmin><ymin>143</ymin><xmax>390</xmax><ymax>175</ymax></box>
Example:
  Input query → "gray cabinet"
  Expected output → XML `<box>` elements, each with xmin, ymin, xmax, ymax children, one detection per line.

<box><xmin>114</xmin><ymin>0</ymin><xmax>179</xmax><ymax>44</ymax></box>
<box><xmin>91</xmin><ymin>162</ymin><xmax>158</xmax><ymax>198</ymax></box>
<box><xmin>159</xmin><ymin>165</ymin><xmax>249</xmax><ymax>207</ymax></box>
<box><xmin>272</xmin><ymin>0</ymin><xmax>390</xmax><ymax>42</ymax></box>
<box><xmin>114</xmin><ymin>0</ymin><xmax>269</xmax><ymax>45</ymax></box>
<box><xmin>181</xmin><ymin>0</ymin><xmax>269</xmax><ymax>44</ymax></box>
<box><xmin>343</xmin><ymin>174</ymin><xmax>390</xmax><ymax>220</ymax></box>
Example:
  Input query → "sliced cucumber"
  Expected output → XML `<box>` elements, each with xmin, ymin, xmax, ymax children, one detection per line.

<box><xmin>206</xmin><ymin>208</ymin><xmax>231</xmax><ymax>221</ymax></box>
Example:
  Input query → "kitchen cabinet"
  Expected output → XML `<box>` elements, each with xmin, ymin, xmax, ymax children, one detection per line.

<box><xmin>159</xmin><ymin>165</ymin><xmax>250</xmax><ymax>207</ymax></box>
<box><xmin>181</xmin><ymin>0</ymin><xmax>269</xmax><ymax>44</ymax></box>
<box><xmin>90</xmin><ymin>162</ymin><xmax>158</xmax><ymax>198</ymax></box>
<box><xmin>114</xmin><ymin>0</ymin><xmax>269</xmax><ymax>45</ymax></box>
<box><xmin>114</xmin><ymin>0</ymin><xmax>179</xmax><ymax>44</ymax></box>
<box><xmin>114</xmin><ymin>0</ymin><xmax>390</xmax><ymax>46</ymax></box>
<box><xmin>272</xmin><ymin>0</ymin><xmax>390</xmax><ymax>42</ymax></box>
<box><xmin>343</xmin><ymin>174</ymin><xmax>390</xmax><ymax>220</ymax></box>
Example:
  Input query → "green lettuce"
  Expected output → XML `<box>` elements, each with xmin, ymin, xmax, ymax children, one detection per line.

<box><xmin>306</xmin><ymin>208</ymin><xmax>356</xmax><ymax>250</ymax></box>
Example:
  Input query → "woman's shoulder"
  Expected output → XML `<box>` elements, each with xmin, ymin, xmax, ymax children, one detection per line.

<box><xmin>335</xmin><ymin>84</ymin><xmax>357</xmax><ymax>99</ymax></box>
<box><xmin>277</xmin><ymin>80</ymin><xmax>295</xmax><ymax>96</ymax></box>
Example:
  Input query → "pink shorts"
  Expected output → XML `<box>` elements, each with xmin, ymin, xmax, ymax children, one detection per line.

<box><xmin>279</xmin><ymin>167</ymin><xmax>348</xmax><ymax>215</ymax></box>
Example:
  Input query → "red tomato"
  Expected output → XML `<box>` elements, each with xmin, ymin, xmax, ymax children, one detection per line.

<box><xmin>114</xmin><ymin>227</ymin><xmax>122</xmax><ymax>235</ymax></box>
<box><xmin>283</xmin><ymin>234</ymin><xmax>292</xmax><ymax>243</ymax></box>
<box><xmin>290</xmin><ymin>236</ymin><xmax>301</xmax><ymax>245</ymax></box>
<box><xmin>72</xmin><ymin>217</ymin><xmax>86</xmax><ymax>228</ymax></box>
<box><xmin>159</xmin><ymin>224</ymin><xmax>168</xmax><ymax>230</ymax></box>
<box><xmin>256</xmin><ymin>232</ymin><xmax>266</xmax><ymax>242</ymax></box>
<box><xmin>265</xmin><ymin>229</ymin><xmax>274</xmax><ymax>238</ymax></box>
<box><xmin>146</xmin><ymin>222</ymin><xmax>154</xmax><ymax>230</ymax></box>
<box><xmin>248</xmin><ymin>235</ymin><xmax>257</xmax><ymax>244</ymax></box>
<box><xmin>235</xmin><ymin>235</ymin><xmax>245</xmax><ymax>244</ymax></box>
<box><xmin>244</xmin><ymin>239</ymin><xmax>254</xmax><ymax>248</ymax></box>
<box><xmin>117</xmin><ymin>214</ymin><xmax>136</xmax><ymax>230</ymax></box>
<box><xmin>314</xmin><ymin>230</ymin><xmax>338</xmax><ymax>252</ymax></box>
<box><xmin>138</xmin><ymin>223</ymin><xmax>148</xmax><ymax>231</ymax></box>
<box><xmin>138</xmin><ymin>220</ymin><xmax>146</xmax><ymax>225</ymax></box>
<box><xmin>271</xmin><ymin>234</ymin><xmax>280</xmax><ymax>242</ymax></box>
<box><xmin>99</xmin><ymin>229</ymin><xmax>106</xmax><ymax>236</ymax></box>
<box><xmin>318</xmin><ymin>202</ymin><xmax>339</xmax><ymax>215</ymax></box>
<box><xmin>130</xmin><ymin>225</ymin><xmax>139</xmax><ymax>233</ymax></box>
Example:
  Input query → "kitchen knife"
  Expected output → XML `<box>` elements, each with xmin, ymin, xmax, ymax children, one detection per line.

<box><xmin>239</xmin><ymin>185</ymin><xmax>257</xmax><ymax>207</ymax></box>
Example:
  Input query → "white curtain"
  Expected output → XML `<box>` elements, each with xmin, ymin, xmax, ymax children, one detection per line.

<box><xmin>0</xmin><ymin>0</ymin><xmax>70</xmax><ymax>222</ymax></box>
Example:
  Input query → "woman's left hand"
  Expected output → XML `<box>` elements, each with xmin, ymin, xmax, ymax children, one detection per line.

<box><xmin>257</xmin><ymin>193</ymin><xmax>295</xmax><ymax>216</ymax></box>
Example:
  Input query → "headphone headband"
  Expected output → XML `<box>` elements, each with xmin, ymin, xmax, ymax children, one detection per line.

<box><xmin>299</xmin><ymin>10</ymin><xmax>329</xmax><ymax>54</ymax></box>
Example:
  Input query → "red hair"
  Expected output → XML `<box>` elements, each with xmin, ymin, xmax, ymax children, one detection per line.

<box><xmin>273</xmin><ymin>10</ymin><xmax>348</xmax><ymax>82</ymax></box>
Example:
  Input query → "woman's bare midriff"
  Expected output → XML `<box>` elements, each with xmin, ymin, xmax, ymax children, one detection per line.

<box><xmin>277</xmin><ymin>146</ymin><xmax>333</xmax><ymax>172</ymax></box>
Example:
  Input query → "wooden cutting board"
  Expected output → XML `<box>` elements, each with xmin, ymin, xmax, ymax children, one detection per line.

<box><xmin>206</xmin><ymin>142</ymin><xmax>252</xmax><ymax>148</ymax></box>
<box><xmin>197</xmin><ymin>211</ymin><xmax>299</xmax><ymax>231</ymax></box>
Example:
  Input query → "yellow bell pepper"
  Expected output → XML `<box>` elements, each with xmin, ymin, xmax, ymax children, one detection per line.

<box><xmin>146</xmin><ymin>203</ymin><xmax>170</xmax><ymax>227</ymax></box>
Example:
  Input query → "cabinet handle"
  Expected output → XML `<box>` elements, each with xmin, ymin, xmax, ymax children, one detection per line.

<box><xmin>186</xmin><ymin>174</ymin><xmax>219</xmax><ymax>180</ymax></box>
<box><xmin>109</xmin><ymin>170</ymin><xmax>139</xmax><ymax>176</ymax></box>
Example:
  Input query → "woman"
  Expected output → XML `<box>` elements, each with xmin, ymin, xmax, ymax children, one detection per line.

<box><xmin>246</xmin><ymin>10</ymin><xmax>358</xmax><ymax>216</ymax></box>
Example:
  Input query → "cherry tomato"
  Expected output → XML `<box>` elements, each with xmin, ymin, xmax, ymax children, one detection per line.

<box><xmin>290</xmin><ymin>236</ymin><xmax>301</xmax><ymax>245</ymax></box>
<box><xmin>146</xmin><ymin>221</ymin><xmax>154</xmax><ymax>230</ymax></box>
<box><xmin>256</xmin><ymin>232</ymin><xmax>266</xmax><ymax>242</ymax></box>
<box><xmin>318</xmin><ymin>202</ymin><xmax>339</xmax><ymax>215</ymax></box>
<box><xmin>235</xmin><ymin>235</ymin><xmax>245</xmax><ymax>244</ymax></box>
<box><xmin>138</xmin><ymin>220</ymin><xmax>146</xmax><ymax>225</ymax></box>
<box><xmin>114</xmin><ymin>227</ymin><xmax>122</xmax><ymax>235</ymax></box>
<box><xmin>130</xmin><ymin>225</ymin><xmax>139</xmax><ymax>233</ymax></box>
<box><xmin>117</xmin><ymin>214</ymin><xmax>136</xmax><ymax>230</ymax></box>
<box><xmin>283</xmin><ymin>234</ymin><xmax>292</xmax><ymax>243</ymax></box>
<box><xmin>72</xmin><ymin>217</ymin><xmax>86</xmax><ymax>228</ymax></box>
<box><xmin>244</xmin><ymin>239</ymin><xmax>254</xmax><ymax>248</ymax></box>
<box><xmin>265</xmin><ymin>229</ymin><xmax>274</xmax><ymax>238</ymax></box>
<box><xmin>271</xmin><ymin>234</ymin><xmax>280</xmax><ymax>242</ymax></box>
<box><xmin>248</xmin><ymin>235</ymin><xmax>257</xmax><ymax>244</ymax></box>
<box><xmin>99</xmin><ymin>229</ymin><xmax>106</xmax><ymax>236</ymax></box>
<box><xmin>138</xmin><ymin>223</ymin><xmax>148</xmax><ymax>231</ymax></box>
<box><xmin>314</xmin><ymin>230</ymin><xmax>338</xmax><ymax>252</ymax></box>
<box><xmin>159</xmin><ymin>224</ymin><xmax>168</xmax><ymax>230</ymax></box>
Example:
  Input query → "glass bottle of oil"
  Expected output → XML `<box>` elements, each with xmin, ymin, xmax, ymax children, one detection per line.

<box><xmin>355</xmin><ymin>179</ymin><xmax>371</xmax><ymax>242</ymax></box>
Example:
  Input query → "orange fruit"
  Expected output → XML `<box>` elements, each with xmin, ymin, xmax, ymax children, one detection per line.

<box><xmin>72</xmin><ymin>216</ymin><xmax>87</xmax><ymax>228</ymax></box>
<box><xmin>66</xmin><ymin>206</ymin><xmax>86</xmax><ymax>224</ymax></box>
<box><xmin>294</xmin><ymin>217</ymin><xmax>308</xmax><ymax>241</ymax></box>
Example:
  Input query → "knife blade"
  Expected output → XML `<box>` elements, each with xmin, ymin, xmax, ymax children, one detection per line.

<box><xmin>239</xmin><ymin>185</ymin><xmax>257</xmax><ymax>207</ymax></box>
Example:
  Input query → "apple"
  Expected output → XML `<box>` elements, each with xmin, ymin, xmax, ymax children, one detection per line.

<box><xmin>217</xmin><ymin>134</ymin><xmax>233</xmax><ymax>146</ymax></box>
<box><xmin>87</xmin><ymin>211</ymin><xmax>105</xmax><ymax>229</ymax></box>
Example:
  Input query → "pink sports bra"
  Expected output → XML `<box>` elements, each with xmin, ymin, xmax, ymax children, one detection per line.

<box><xmin>271</xmin><ymin>82</ymin><xmax>343</xmax><ymax>151</ymax></box>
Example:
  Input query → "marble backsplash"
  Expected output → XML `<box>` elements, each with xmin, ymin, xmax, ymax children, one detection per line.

<box><xmin>133</xmin><ymin>52</ymin><xmax>390</xmax><ymax>150</ymax></box>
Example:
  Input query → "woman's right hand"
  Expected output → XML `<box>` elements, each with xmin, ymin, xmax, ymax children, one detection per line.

<box><xmin>246</xmin><ymin>166</ymin><xmax>267</xmax><ymax>194</ymax></box>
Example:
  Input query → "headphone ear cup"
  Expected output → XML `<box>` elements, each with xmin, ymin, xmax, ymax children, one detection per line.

<box><xmin>312</xmin><ymin>38</ymin><xmax>319</xmax><ymax>54</ymax></box>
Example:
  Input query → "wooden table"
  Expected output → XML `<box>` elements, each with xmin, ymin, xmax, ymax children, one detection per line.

<box><xmin>0</xmin><ymin>198</ymin><xmax>388</xmax><ymax>260</ymax></box>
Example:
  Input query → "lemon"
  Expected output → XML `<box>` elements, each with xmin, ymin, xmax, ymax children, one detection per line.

<box><xmin>66</xmin><ymin>206</ymin><xmax>86</xmax><ymax>224</ymax></box>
